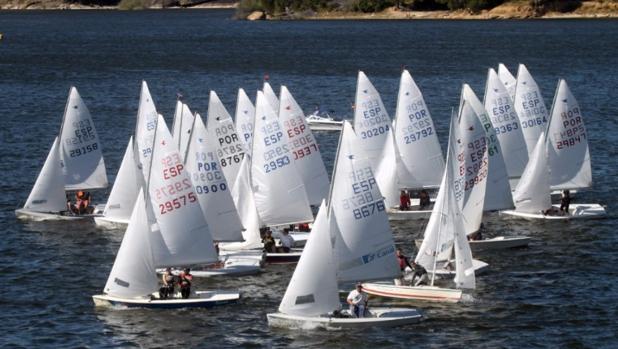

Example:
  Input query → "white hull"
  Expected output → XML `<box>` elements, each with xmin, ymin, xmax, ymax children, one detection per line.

<box><xmin>362</xmin><ymin>283</ymin><xmax>463</xmax><ymax>303</ymax></box>
<box><xmin>94</xmin><ymin>216</ymin><xmax>130</xmax><ymax>229</ymax></box>
<box><xmin>289</xmin><ymin>232</ymin><xmax>309</xmax><ymax>247</ymax></box>
<box><xmin>157</xmin><ymin>258</ymin><xmax>262</xmax><ymax>278</ymax></box>
<box><xmin>500</xmin><ymin>203</ymin><xmax>606</xmax><ymax>220</ymax></box>
<box><xmin>92</xmin><ymin>290</ymin><xmax>240</xmax><ymax>309</ymax></box>
<box><xmin>414</xmin><ymin>236</ymin><xmax>530</xmax><ymax>252</ymax></box>
<box><xmin>388</xmin><ymin>207</ymin><xmax>432</xmax><ymax>220</ymax></box>
<box><xmin>307</xmin><ymin>121</ymin><xmax>343</xmax><ymax>132</ymax></box>
<box><xmin>266</xmin><ymin>249</ymin><xmax>303</xmax><ymax>264</ymax></box>
<box><xmin>15</xmin><ymin>208</ymin><xmax>98</xmax><ymax>222</ymax></box>
<box><xmin>267</xmin><ymin>307</ymin><xmax>421</xmax><ymax>329</ymax></box>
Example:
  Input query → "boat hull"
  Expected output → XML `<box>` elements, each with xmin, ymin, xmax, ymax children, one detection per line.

<box><xmin>414</xmin><ymin>236</ymin><xmax>531</xmax><ymax>252</ymax></box>
<box><xmin>93</xmin><ymin>216</ymin><xmax>129</xmax><ymax>229</ymax></box>
<box><xmin>15</xmin><ymin>208</ymin><xmax>98</xmax><ymax>221</ymax></box>
<box><xmin>265</xmin><ymin>249</ymin><xmax>303</xmax><ymax>264</ymax></box>
<box><xmin>267</xmin><ymin>307</ymin><xmax>422</xmax><ymax>329</ymax></box>
<box><xmin>361</xmin><ymin>283</ymin><xmax>463</xmax><ymax>303</ymax></box>
<box><xmin>500</xmin><ymin>203</ymin><xmax>606</xmax><ymax>220</ymax></box>
<box><xmin>92</xmin><ymin>290</ymin><xmax>240</xmax><ymax>309</ymax></box>
<box><xmin>387</xmin><ymin>208</ymin><xmax>432</xmax><ymax>220</ymax></box>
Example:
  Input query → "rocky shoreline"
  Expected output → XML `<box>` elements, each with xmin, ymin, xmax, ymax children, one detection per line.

<box><xmin>246</xmin><ymin>1</ymin><xmax>618</xmax><ymax>20</ymax></box>
<box><xmin>0</xmin><ymin>0</ymin><xmax>236</xmax><ymax>10</ymax></box>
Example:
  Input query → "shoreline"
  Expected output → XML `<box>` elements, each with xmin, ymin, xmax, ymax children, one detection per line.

<box><xmin>0</xmin><ymin>1</ymin><xmax>617</xmax><ymax>19</ymax></box>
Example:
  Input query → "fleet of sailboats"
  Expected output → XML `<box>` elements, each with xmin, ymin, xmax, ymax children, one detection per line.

<box><xmin>17</xmin><ymin>65</ymin><xmax>607</xmax><ymax>326</ymax></box>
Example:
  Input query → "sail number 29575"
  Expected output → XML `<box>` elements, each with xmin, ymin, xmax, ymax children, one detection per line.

<box><xmin>159</xmin><ymin>192</ymin><xmax>197</xmax><ymax>215</ymax></box>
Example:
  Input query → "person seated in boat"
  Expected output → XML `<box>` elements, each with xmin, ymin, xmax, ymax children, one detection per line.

<box><xmin>560</xmin><ymin>190</ymin><xmax>571</xmax><ymax>215</ymax></box>
<box><xmin>347</xmin><ymin>283</ymin><xmax>368</xmax><ymax>318</ymax></box>
<box><xmin>278</xmin><ymin>228</ymin><xmax>295</xmax><ymax>253</ymax></box>
<box><xmin>262</xmin><ymin>229</ymin><xmax>276</xmax><ymax>253</ymax></box>
<box><xmin>419</xmin><ymin>190</ymin><xmax>431</xmax><ymax>209</ymax></box>
<box><xmin>399</xmin><ymin>190</ymin><xmax>410</xmax><ymax>211</ymax></box>
<box><xmin>71</xmin><ymin>191</ymin><xmax>93</xmax><ymax>215</ymax></box>
<box><xmin>411</xmin><ymin>261</ymin><xmax>428</xmax><ymax>286</ymax></box>
<box><xmin>468</xmin><ymin>224</ymin><xmax>484</xmax><ymax>241</ymax></box>
<box><xmin>297</xmin><ymin>222</ymin><xmax>310</xmax><ymax>232</ymax></box>
<box><xmin>542</xmin><ymin>206</ymin><xmax>560</xmax><ymax>216</ymax></box>
<box><xmin>178</xmin><ymin>268</ymin><xmax>193</xmax><ymax>299</ymax></box>
<box><xmin>395</xmin><ymin>249</ymin><xmax>413</xmax><ymax>286</ymax></box>
<box><xmin>159</xmin><ymin>267</ymin><xmax>176</xmax><ymax>299</ymax></box>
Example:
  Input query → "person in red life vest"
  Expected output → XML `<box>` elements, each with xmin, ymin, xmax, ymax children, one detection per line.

<box><xmin>297</xmin><ymin>223</ymin><xmax>310</xmax><ymax>232</ymax></box>
<box><xmin>399</xmin><ymin>190</ymin><xmax>410</xmax><ymax>211</ymax></box>
<box><xmin>395</xmin><ymin>248</ymin><xmax>413</xmax><ymax>285</ymax></box>
<box><xmin>178</xmin><ymin>268</ymin><xmax>193</xmax><ymax>299</ymax></box>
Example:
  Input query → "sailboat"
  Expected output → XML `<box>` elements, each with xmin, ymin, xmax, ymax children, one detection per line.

<box><xmin>413</xmin><ymin>85</ymin><xmax>530</xmax><ymax>251</ymax></box>
<box><xmin>501</xmin><ymin>80</ymin><xmax>606</xmax><ymax>220</ymax></box>
<box><xmin>267</xmin><ymin>121</ymin><xmax>422</xmax><ymax>328</ymax></box>
<box><xmin>249</xmin><ymin>90</ymin><xmax>314</xmax><ymax>263</ymax></box>
<box><xmin>181</xmin><ymin>112</ymin><xmax>261</xmax><ymax>277</ymax></box>
<box><xmin>383</xmin><ymin>70</ymin><xmax>445</xmax><ymax>220</ymax></box>
<box><xmin>94</xmin><ymin>137</ymin><xmax>140</xmax><ymax>228</ymax></box>
<box><xmin>95</xmin><ymin>81</ymin><xmax>158</xmax><ymax>228</ymax></box>
<box><xmin>363</xmin><ymin>99</ymin><xmax>485</xmax><ymax>303</ymax></box>
<box><xmin>16</xmin><ymin>87</ymin><xmax>108</xmax><ymax>221</ymax></box>
<box><xmin>92</xmin><ymin>114</ymin><xmax>240</xmax><ymax>308</ymax></box>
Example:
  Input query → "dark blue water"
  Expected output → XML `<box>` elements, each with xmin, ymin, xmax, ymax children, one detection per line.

<box><xmin>1</xmin><ymin>10</ymin><xmax>617</xmax><ymax>348</ymax></box>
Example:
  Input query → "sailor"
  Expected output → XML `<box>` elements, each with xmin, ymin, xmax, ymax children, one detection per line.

<box><xmin>560</xmin><ymin>190</ymin><xmax>571</xmax><ymax>215</ymax></box>
<box><xmin>178</xmin><ymin>268</ymin><xmax>193</xmax><ymax>299</ymax></box>
<box><xmin>395</xmin><ymin>248</ymin><xmax>413</xmax><ymax>286</ymax></box>
<box><xmin>159</xmin><ymin>267</ymin><xmax>175</xmax><ymax>299</ymax></box>
<box><xmin>262</xmin><ymin>229</ymin><xmax>276</xmax><ymax>253</ymax></box>
<box><xmin>411</xmin><ymin>261</ymin><xmax>428</xmax><ymax>286</ymax></box>
<box><xmin>347</xmin><ymin>283</ymin><xmax>368</xmax><ymax>318</ymax></box>
<box><xmin>399</xmin><ymin>190</ymin><xmax>410</xmax><ymax>211</ymax></box>
<box><xmin>278</xmin><ymin>228</ymin><xmax>295</xmax><ymax>253</ymax></box>
<box><xmin>419</xmin><ymin>190</ymin><xmax>431</xmax><ymax>209</ymax></box>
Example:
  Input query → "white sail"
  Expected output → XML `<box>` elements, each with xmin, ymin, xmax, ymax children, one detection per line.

<box><xmin>514</xmin><ymin>64</ymin><xmax>549</xmax><ymax>156</ymax></box>
<box><xmin>102</xmin><ymin>137</ymin><xmax>140</xmax><ymax>221</ymax></box>
<box><xmin>394</xmin><ymin>70</ymin><xmax>444</xmax><ymax>189</ymax></box>
<box><xmin>353</xmin><ymin>71</ymin><xmax>391</xmax><ymax>170</ymax></box>
<box><xmin>235</xmin><ymin>88</ymin><xmax>256</xmax><ymax>151</ymax></box>
<box><xmin>104</xmin><ymin>190</ymin><xmax>158</xmax><ymax>298</ymax></box>
<box><xmin>484</xmin><ymin>68</ymin><xmax>528</xmax><ymax>179</ymax></box>
<box><xmin>171</xmin><ymin>101</ymin><xmax>194</xmax><ymax>160</ymax></box>
<box><xmin>513</xmin><ymin>134</ymin><xmax>551</xmax><ymax>213</ymax></box>
<box><xmin>23</xmin><ymin>137</ymin><xmax>67</xmax><ymax>213</ymax></box>
<box><xmin>451</xmin><ymin>181</ymin><xmax>476</xmax><ymax>290</ymax></box>
<box><xmin>498</xmin><ymin>63</ymin><xmax>517</xmax><ymax>101</ymax></box>
<box><xmin>374</xmin><ymin>128</ymin><xmax>399</xmax><ymax>208</ymax></box>
<box><xmin>221</xmin><ymin>155</ymin><xmax>263</xmax><ymax>250</ymax></box>
<box><xmin>134</xmin><ymin>81</ymin><xmax>159</xmax><ymax>181</ymax></box>
<box><xmin>417</xmin><ymin>115</ymin><xmax>476</xmax><ymax>289</ymax></box>
<box><xmin>185</xmin><ymin>113</ymin><xmax>244</xmax><ymax>242</ymax></box>
<box><xmin>461</xmin><ymin>84</ymin><xmax>513</xmax><ymax>211</ymax></box>
<box><xmin>279</xmin><ymin>86</ymin><xmax>330</xmax><ymax>205</ymax></box>
<box><xmin>263</xmin><ymin>82</ymin><xmax>280</xmax><ymax>111</ymax></box>
<box><xmin>59</xmin><ymin>87</ymin><xmax>108</xmax><ymax>190</ymax></box>
<box><xmin>331</xmin><ymin>121</ymin><xmax>399</xmax><ymax>283</ymax></box>
<box><xmin>207</xmin><ymin>91</ymin><xmax>246</xmax><ymax>186</ymax></box>
<box><xmin>546</xmin><ymin>79</ymin><xmax>592</xmax><ymax>189</ymax></box>
<box><xmin>453</xmin><ymin>101</ymin><xmax>489</xmax><ymax>235</ymax></box>
<box><xmin>250</xmin><ymin>91</ymin><xmax>313</xmax><ymax>226</ymax></box>
<box><xmin>278</xmin><ymin>201</ymin><xmax>340</xmax><ymax>316</ymax></box>
<box><xmin>147</xmin><ymin>114</ymin><xmax>218</xmax><ymax>267</ymax></box>
<box><xmin>415</xmin><ymin>170</ymin><xmax>452</xmax><ymax>268</ymax></box>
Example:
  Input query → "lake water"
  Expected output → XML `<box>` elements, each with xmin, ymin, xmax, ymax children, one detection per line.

<box><xmin>1</xmin><ymin>9</ymin><xmax>617</xmax><ymax>348</ymax></box>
